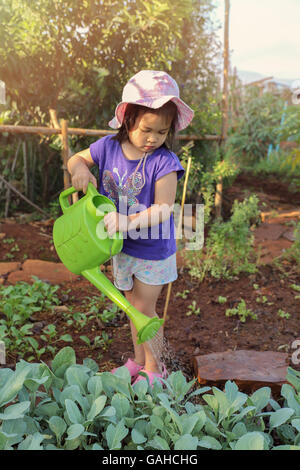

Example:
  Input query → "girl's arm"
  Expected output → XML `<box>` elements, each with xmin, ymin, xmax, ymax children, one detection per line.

<box><xmin>103</xmin><ymin>172</ymin><xmax>177</xmax><ymax>236</ymax></box>
<box><xmin>67</xmin><ymin>148</ymin><xmax>97</xmax><ymax>193</ymax></box>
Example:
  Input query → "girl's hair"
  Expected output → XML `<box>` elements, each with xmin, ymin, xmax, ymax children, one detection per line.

<box><xmin>113</xmin><ymin>101</ymin><xmax>178</xmax><ymax>150</ymax></box>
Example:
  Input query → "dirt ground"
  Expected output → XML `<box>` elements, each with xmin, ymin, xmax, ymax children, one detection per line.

<box><xmin>0</xmin><ymin>172</ymin><xmax>299</xmax><ymax>380</ymax></box>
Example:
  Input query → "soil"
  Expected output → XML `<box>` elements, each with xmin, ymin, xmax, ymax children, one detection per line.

<box><xmin>0</xmin><ymin>171</ymin><xmax>299</xmax><ymax>383</ymax></box>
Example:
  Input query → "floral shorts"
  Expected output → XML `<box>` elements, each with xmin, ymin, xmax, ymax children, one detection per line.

<box><xmin>112</xmin><ymin>252</ymin><xmax>178</xmax><ymax>291</ymax></box>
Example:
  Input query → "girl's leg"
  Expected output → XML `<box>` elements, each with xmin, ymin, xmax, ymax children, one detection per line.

<box><xmin>125</xmin><ymin>277</ymin><xmax>164</xmax><ymax>373</ymax></box>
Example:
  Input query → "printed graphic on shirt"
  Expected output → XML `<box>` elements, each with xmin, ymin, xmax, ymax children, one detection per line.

<box><xmin>103</xmin><ymin>168</ymin><xmax>144</xmax><ymax>207</ymax></box>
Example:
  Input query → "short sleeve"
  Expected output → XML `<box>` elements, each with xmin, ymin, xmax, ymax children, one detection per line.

<box><xmin>89</xmin><ymin>136</ymin><xmax>108</xmax><ymax>166</ymax></box>
<box><xmin>154</xmin><ymin>150</ymin><xmax>185</xmax><ymax>182</ymax></box>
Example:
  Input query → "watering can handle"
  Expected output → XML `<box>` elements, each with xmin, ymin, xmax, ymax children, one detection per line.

<box><xmin>59</xmin><ymin>183</ymin><xmax>98</xmax><ymax>214</ymax></box>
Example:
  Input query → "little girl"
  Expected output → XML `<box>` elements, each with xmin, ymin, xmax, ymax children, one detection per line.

<box><xmin>67</xmin><ymin>70</ymin><xmax>193</xmax><ymax>386</ymax></box>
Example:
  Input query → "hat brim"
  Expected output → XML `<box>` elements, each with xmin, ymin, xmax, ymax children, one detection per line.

<box><xmin>109</xmin><ymin>95</ymin><xmax>194</xmax><ymax>131</ymax></box>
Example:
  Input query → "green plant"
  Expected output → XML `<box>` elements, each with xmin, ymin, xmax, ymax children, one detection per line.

<box><xmin>186</xmin><ymin>301</ymin><xmax>200</xmax><ymax>316</ymax></box>
<box><xmin>274</xmin><ymin>222</ymin><xmax>300</xmax><ymax>270</ymax></box>
<box><xmin>175</xmin><ymin>290</ymin><xmax>190</xmax><ymax>299</ymax></box>
<box><xmin>40</xmin><ymin>324</ymin><xmax>73</xmax><ymax>356</ymax></box>
<box><xmin>0</xmin><ymin>277</ymin><xmax>60</xmax><ymax>359</ymax></box>
<box><xmin>185</xmin><ymin>195</ymin><xmax>260</xmax><ymax>282</ymax></box>
<box><xmin>277</xmin><ymin>309</ymin><xmax>290</xmax><ymax>320</ymax></box>
<box><xmin>99</xmin><ymin>304</ymin><xmax>120</xmax><ymax>324</ymax></box>
<box><xmin>225</xmin><ymin>300</ymin><xmax>257</xmax><ymax>323</ymax></box>
<box><xmin>218</xmin><ymin>296</ymin><xmax>227</xmax><ymax>304</ymax></box>
<box><xmin>0</xmin><ymin>347</ymin><xmax>300</xmax><ymax>450</ymax></box>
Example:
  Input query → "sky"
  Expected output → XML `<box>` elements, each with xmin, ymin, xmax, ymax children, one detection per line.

<box><xmin>212</xmin><ymin>0</ymin><xmax>300</xmax><ymax>82</ymax></box>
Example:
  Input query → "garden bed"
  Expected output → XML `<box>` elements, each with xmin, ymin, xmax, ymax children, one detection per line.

<box><xmin>0</xmin><ymin>172</ymin><xmax>299</xmax><ymax>382</ymax></box>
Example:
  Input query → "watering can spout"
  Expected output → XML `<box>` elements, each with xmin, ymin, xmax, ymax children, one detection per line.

<box><xmin>82</xmin><ymin>266</ymin><xmax>164</xmax><ymax>344</ymax></box>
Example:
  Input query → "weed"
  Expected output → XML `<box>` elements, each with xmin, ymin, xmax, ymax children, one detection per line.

<box><xmin>277</xmin><ymin>309</ymin><xmax>290</xmax><ymax>320</ymax></box>
<box><xmin>184</xmin><ymin>195</ymin><xmax>260</xmax><ymax>282</ymax></box>
<box><xmin>218</xmin><ymin>296</ymin><xmax>227</xmax><ymax>304</ymax></box>
<box><xmin>175</xmin><ymin>290</ymin><xmax>190</xmax><ymax>299</ymax></box>
<box><xmin>186</xmin><ymin>301</ymin><xmax>200</xmax><ymax>316</ymax></box>
<box><xmin>225</xmin><ymin>299</ymin><xmax>257</xmax><ymax>323</ymax></box>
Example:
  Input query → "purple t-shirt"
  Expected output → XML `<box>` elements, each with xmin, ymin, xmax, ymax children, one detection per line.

<box><xmin>89</xmin><ymin>135</ymin><xmax>184</xmax><ymax>260</ymax></box>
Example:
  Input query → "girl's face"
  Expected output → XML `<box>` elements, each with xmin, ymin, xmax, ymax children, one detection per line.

<box><xmin>127</xmin><ymin>111</ymin><xmax>172</xmax><ymax>156</ymax></box>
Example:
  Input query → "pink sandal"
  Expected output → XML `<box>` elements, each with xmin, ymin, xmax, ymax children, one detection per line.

<box><xmin>111</xmin><ymin>358</ymin><xmax>144</xmax><ymax>379</ymax></box>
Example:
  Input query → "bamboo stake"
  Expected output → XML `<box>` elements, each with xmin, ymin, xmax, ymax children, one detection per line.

<box><xmin>50</xmin><ymin>110</ymin><xmax>78</xmax><ymax>202</ymax></box>
<box><xmin>215</xmin><ymin>0</ymin><xmax>230</xmax><ymax>219</ymax></box>
<box><xmin>163</xmin><ymin>155</ymin><xmax>193</xmax><ymax>323</ymax></box>
<box><xmin>61</xmin><ymin>119</ymin><xmax>71</xmax><ymax>192</ymax></box>
<box><xmin>4</xmin><ymin>141</ymin><xmax>21</xmax><ymax>218</ymax></box>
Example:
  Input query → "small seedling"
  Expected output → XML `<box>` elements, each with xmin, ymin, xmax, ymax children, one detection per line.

<box><xmin>175</xmin><ymin>290</ymin><xmax>190</xmax><ymax>299</ymax></box>
<box><xmin>226</xmin><ymin>299</ymin><xmax>257</xmax><ymax>323</ymax></box>
<box><xmin>277</xmin><ymin>309</ymin><xmax>290</xmax><ymax>319</ymax></box>
<box><xmin>218</xmin><ymin>296</ymin><xmax>227</xmax><ymax>304</ymax></box>
<box><xmin>186</xmin><ymin>301</ymin><xmax>200</xmax><ymax>316</ymax></box>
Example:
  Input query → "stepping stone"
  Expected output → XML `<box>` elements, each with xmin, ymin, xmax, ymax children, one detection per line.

<box><xmin>254</xmin><ymin>223</ymin><xmax>286</xmax><ymax>241</ymax></box>
<box><xmin>0</xmin><ymin>262</ymin><xmax>21</xmax><ymax>276</ymax></box>
<box><xmin>7</xmin><ymin>259</ymin><xmax>79</xmax><ymax>285</ymax></box>
<box><xmin>193</xmin><ymin>350</ymin><xmax>289</xmax><ymax>393</ymax></box>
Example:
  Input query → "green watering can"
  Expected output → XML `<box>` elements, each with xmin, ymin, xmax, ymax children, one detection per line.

<box><xmin>53</xmin><ymin>183</ymin><xmax>164</xmax><ymax>344</ymax></box>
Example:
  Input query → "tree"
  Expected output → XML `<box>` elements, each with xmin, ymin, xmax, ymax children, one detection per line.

<box><xmin>0</xmin><ymin>0</ymin><xmax>194</xmax><ymax>127</ymax></box>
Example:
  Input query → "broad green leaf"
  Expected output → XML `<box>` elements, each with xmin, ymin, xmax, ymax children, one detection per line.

<box><xmin>111</xmin><ymin>394</ymin><xmax>130</xmax><ymax>420</ymax></box>
<box><xmin>18</xmin><ymin>432</ymin><xmax>46</xmax><ymax>450</ymax></box>
<box><xmin>269</xmin><ymin>408</ymin><xmax>295</xmax><ymax>429</ymax></box>
<box><xmin>250</xmin><ymin>387</ymin><xmax>271</xmax><ymax>412</ymax></box>
<box><xmin>281</xmin><ymin>384</ymin><xmax>300</xmax><ymax>415</ymax></box>
<box><xmin>0</xmin><ymin>401</ymin><xmax>30</xmax><ymax>420</ymax></box>
<box><xmin>87</xmin><ymin>376</ymin><xmax>103</xmax><ymax>397</ymax></box>
<box><xmin>65</xmin><ymin>423</ymin><xmax>85</xmax><ymax>441</ymax></box>
<box><xmin>148</xmin><ymin>435</ymin><xmax>170</xmax><ymax>450</ymax></box>
<box><xmin>106</xmin><ymin>420</ymin><xmax>128</xmax><ymax>450</ymax></box>
<box><xmin>292</xmin><ymin>419</ymin><xmax>300</xmax><ymax>432</ymax></box>
<box><xmin>49</xmin><ymin>416</ymin><xmax>67</xmax><ymax>441</ymax></box>
<box><xmin>65</xmin><ymin>399</ymin><xmax>84</xmax><ymax>425</ymax></box>
<box><xmin>234</xmin><ymin>432</ymin><xmax>265</xmax><ymax>450</ymax></box>
<box><xmin>174</xmin><ymin>434</ymin><xmax>198</xmax><ymax>450</ymax></box>
<box><xmin>131</xmin><ymin>428</ymin><xmax>147</xmax><ymax>445</ymax></box>
<box><xmin>0</xmin><ymin>365</ymin><xmax>30</xmax><ymax>407</ymax></box>
<box><xmin>198</xmin><ymin>435</ymin><xmax>222</xmax><ymax>450</ymax></box>
<box><xmin>35</xmin><ymin>401</ymin><xmax>60</xmax><ymax>418</ymax></box>
<box><xmin>51</xmin><ymin>347</ymin><xmax>76</xmax><ymax>378</ymax></box>
<box><xmin>65</xmin><ymin>365</ymin><xmax>89</xmax><ymax>394</ymax></box>
<box><xmin>87</xmin><ymin>396</ymin><xmax>107</xmax><ymax>421</ymax></box>
<box><xmin>0</xmin><ymin>431</ymin><xmax>17</xmax><ymax>450</ymax></box>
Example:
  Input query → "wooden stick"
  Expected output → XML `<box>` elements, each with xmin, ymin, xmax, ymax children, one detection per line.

<box><xmin>0</xmin><ymin>124</ymin><xmax>221</xmax><ymax>141</ymax></box>
<box><xmin>0</xmin><ymin>174</ymin><xmax>50</xmax><ymax>217</ymax></box>
<box><xmin>163</xmin><ymin>155</ymin><xmax>193</xmax><ymax>323</ymax></box>
<box><xmin>61</xmin><ymin>119</ymin><xmax>71</xmax><ymax>192</ymax></box>
<box><xmin>50</xmin><ymin>110</ymin><xmax>78</xmax><ymax>203</ymax></box>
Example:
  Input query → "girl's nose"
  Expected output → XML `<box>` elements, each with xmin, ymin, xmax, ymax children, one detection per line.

<box><xmin>147</xmin><ymin>134</ymin><xmax>156</xmax><ymax>143</ymax></box>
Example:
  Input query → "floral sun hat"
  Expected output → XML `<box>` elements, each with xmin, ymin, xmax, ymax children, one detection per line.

<box><xmin>108</xmin><ymin>70</ymin><xmax>194</xmax><ymax>131</ymax></box>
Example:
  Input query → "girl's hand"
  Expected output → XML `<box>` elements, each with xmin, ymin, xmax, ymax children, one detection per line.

<box><xmin>103</xmin><ymin>212</ymin><xmax>129</xmax><ymax>237</ymax></box>
<box><xmin>71</xmin><ymin>167</ymin><xmax>97</xmax><ymax>194</ymax></box>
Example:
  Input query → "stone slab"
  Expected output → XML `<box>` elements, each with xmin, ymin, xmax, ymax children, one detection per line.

<box><xmin>193</xmin><ymin>350</ymin><xmax>289</xmax><ymax>392</ymax></box>
<box><xmin>254</xmin><ymin>223</ymin><xmax>286</xmax><ymax>241</ymax></box>
<box><xmin>7</xmin><ymin>259</ymin><xmax>79</xmax><ymax>285</ymax></box>
<box><xmin>0</xmin><ymin>262</ymin><xmax>21</xmax><ymax>276</ymax></box>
